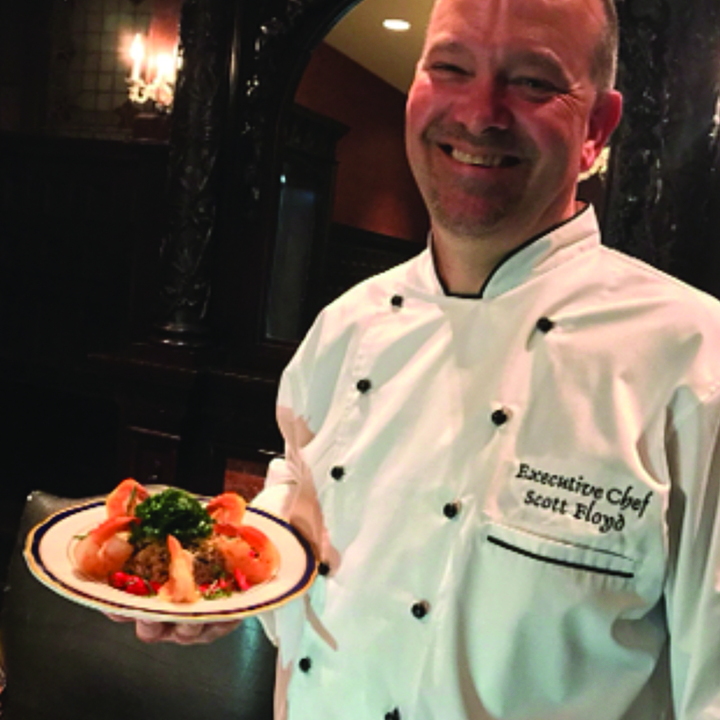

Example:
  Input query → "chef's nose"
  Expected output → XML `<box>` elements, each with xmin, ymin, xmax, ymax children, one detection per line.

<box><xmin>450</xmin><ymin>75</ymin><xmax>512</xmax><ymax>136</ymax></box>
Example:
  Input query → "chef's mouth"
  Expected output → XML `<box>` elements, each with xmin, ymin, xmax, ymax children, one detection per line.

<box><xmin>439</xmin><ymin>143</ymin><xmax>521</xmax><ymax>168</ymax></box>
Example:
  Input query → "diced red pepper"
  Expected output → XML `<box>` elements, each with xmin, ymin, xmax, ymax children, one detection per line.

<box><xmin>108</xmin><ymin>571</ymin><xmax>156</xmax><ymax>596</ymax></box>
<box><xmin>198</xmin><ymin>575</ymin><xmax>236</xmax><ymax>599</ymax></box>
<box><xmin>234</xmin><ymin>568</ymin><xmax>251</xmax><ymax>591</ymax></box>
<box><xmin>111</xmin><ymin>568</ymin><xmax>241</xmax><ymax>600</ymax></box>
<box><xmin>108</xmin><ymin>571</ymin><xmax>131</xmax><ymax>589</ymax></box>
<box><xmin>124</xmin><ymin>576</ymin><xmax>151</xmax><ymax>596</ymax></box>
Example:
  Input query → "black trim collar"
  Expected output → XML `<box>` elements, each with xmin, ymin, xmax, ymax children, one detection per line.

<box><xmin>437</xmin><ymin>205</ymin><xmax>592</xmax><ymax>299</ymax></box>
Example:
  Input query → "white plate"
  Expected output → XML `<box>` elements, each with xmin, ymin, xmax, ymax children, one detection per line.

<box><xmin>24</xmin><ymin>498</ymin><xmax>317</xmax><ymax>623</ymax></box>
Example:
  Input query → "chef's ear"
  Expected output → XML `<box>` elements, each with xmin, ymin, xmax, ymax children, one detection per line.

<box><xmin>581</xmin><ymin>89</ymin><xmax>622</xmax><ymax>173</ymax></box>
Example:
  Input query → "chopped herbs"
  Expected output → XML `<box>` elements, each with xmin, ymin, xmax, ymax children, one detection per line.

<box><xmin>199</xmin><ymin>576</ymin><xmax>234</xmax><ymax>599</ymax></box>
<box><xmin>129</xmin><ymin>488</ymin><xmax>214</xmax><ymax>546</ymax></box>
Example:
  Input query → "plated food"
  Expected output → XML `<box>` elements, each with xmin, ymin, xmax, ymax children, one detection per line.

<box><xmin>25</xmin><ymin>486</ymin><xmax>316</xmax><ymax>622</ymax></box>
<box><xmin>72</xmin><ymin>479</ymin><xmax>280</xmax><ymax>604</ymax></box>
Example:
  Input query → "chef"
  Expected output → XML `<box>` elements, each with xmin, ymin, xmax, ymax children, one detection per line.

<box><xmin>135</xmin><ymin>0</ymin><xmax>720</xmax><ymax>717</ymax></box>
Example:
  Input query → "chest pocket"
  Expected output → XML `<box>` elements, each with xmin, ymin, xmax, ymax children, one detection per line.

<box><xmin>456</xmin><ymin>521</ymin><xmax>663</xmax><ymax>716</ymax></box>
<box><xmin>484</xmin><ymin>521</ymin><xmax>636</xmax><ymax>579</ymax></box>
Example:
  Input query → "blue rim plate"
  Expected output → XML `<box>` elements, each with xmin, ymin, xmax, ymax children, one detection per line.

<box><xmin>24</xmin><ymin>499</ymin><xmax>317</xmax><ymax>623</ymax></box>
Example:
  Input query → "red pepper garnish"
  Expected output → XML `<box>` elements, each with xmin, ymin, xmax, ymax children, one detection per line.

<box><xmin>108</xmin><ymin>571</ymin><xmax>156</xmax><ymax>596</ymax></box>
<box><xmin>234</xmin><ymin>568</ymin><xmax>251</xmax><ymax>591</ymax></box>
<box><xmin>109</xmin><ymin>571</ymin><xmax>131</xmax><ymax>589</ymax></box>
<box><xmin>198</xmin><ymin>574</ymin><xmax>237</xmax><ymax>599</ymax></box>
<box><xmin>124</xmin><ymin>577</ymin><xmax>150</xmax><ymax>595</ymax></box>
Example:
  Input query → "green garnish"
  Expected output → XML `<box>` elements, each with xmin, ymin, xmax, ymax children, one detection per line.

<box><xmin>129</xmin><ymin>488</ymin><xmax>213</xmax><ymax>546</ymax></box>
<box><xmin>203</xmin><ymin>586</ymin><xmax>233</xmax><ymax>600</ymax></box>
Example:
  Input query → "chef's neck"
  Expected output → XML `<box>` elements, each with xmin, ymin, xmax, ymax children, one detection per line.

<box><xmin>430</xmin><ymin>225</ymin><xmax>530</xmax><ymax>295</ymax></box>
<box><xmin>430</xmin><ymin>202</ymin><xmax>585</xmax><ymax>295</ymax></box>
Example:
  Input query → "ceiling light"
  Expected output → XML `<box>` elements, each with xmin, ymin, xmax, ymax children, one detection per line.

<box><xmin>383</xmin><ymin>18</ymin><xmax>411</xmax><ymax>32</ymax></box>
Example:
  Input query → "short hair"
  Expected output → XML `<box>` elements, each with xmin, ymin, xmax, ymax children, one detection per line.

<box><xmin>423</xmin><ymin>0</ymin><xmax>620</xmax><ymax>91</ymax></box>
<box><xmin>591</xmin><ymin>0</ymin><xmax>619</xmax><ymax>91</ymax></box>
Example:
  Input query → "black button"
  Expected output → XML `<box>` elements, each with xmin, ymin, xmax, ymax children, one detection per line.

<box><xmin>330</xmin><ymin>465</ymin><xmax>345</xmax><ymax>481</ymax></box>
<box><xmin>491</xmin><ymin>408</ymin><xmax>509</xmax><ymax>426</ymax></box>
<box><xmin>390</xmin><ymin>294</ymin><xmax>404</xmax><ymax>308</ymax></box>
<box><xmin>443</xmin><ymin>501</ymin><xmax>461</xmax><ymax>519</ymax></box>
<box><xmin>385</xmin><ymin>710</ymin><xmax>401</xmax><ymax>720</ymax></box>
<box><xmin>298</xmin><ymin>656</ymin><xmax>312</xmax><ymax>672</ymax></box>
<box><xmin>536</xmin><ymin>316</ymin><xmax>555</xmax><ymax>333</ymax></box>
<box><xmin>411</xmin><ymin>600</ymin><xmax>430</xmax><ymax>619</ymax></box>
<box><xmin>318</xmin><ymin>561</ymin><xmax>330</xmax><ymax>576</ymax></box>
<box><xmin>356</xmin><ymin>378</ymin><xmax>372</xmax><ymax>394</ymax></box>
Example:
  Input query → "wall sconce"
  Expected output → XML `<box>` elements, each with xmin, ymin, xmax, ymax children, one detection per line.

<box><xmin>126</xmin><ymin>33</ymin><xmax>181</xmax><ymax>112</ymax></box>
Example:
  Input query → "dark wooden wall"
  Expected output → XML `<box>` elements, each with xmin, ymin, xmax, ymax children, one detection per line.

<box><xmin>0</xmin><ymin>135</ymin><xmax>169</xmax><ymax>576</ymax></box>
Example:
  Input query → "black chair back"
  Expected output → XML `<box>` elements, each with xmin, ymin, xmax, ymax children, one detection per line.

<box><xmin>0</xmin><ymin>491</ymin><xmax>276</xmax><ymax>720</ymax></box>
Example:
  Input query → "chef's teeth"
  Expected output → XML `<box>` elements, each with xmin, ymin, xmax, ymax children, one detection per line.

<box><xmin>451</xmin><ymin>149</ymin><xmax>507</xmax><ymax>167</ymax></box>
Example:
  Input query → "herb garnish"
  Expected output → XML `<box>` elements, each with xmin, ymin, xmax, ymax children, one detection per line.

<box><xmin>129</xmin><ymin>488</ymin><xmax>214</xmax><ymax>546</ymax></box>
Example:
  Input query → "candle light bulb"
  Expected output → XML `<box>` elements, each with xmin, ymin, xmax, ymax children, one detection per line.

<box><xmin>129</xmin><ymin>34</ymin><xmax>145</xmax><ymax>81</ymax></box>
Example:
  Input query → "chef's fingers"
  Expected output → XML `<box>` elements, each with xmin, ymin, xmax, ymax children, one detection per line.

<box><xmin>134</xmin><ymin>619</ymin><xmax>241</xmax><ymax>645</ymax></box>
<box><xmin>106</xmin><ymin>613</ymin><xmax>135</xmax><ymax>623</ymax></box>
<box><xmin>134</xmin><ymin>619</ymin><xmax>171</xmax><ymax>643</ymax></box>
<box><xmin>172</xmin><ymin>620</ymin><xmax>242</xmax><ymax>645</ymax></box>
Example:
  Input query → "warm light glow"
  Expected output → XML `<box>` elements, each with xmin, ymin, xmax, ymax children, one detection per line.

<box><xmin>155</xmin><ymin>53</ymin><xmax>176</xmax><ymax>83</ymax></box>
<box><xmin>124</xmin><ymin>33</ymin><xmax>179</xmax><ymax>111</ymax></box>
<box><xmin>129</xmin><ymin>33</ymin><xmax>145</xmax><ymax>82</ymax></box>
<box><xmin>382</xmin><ymin>18</ymin><xmax>411</xmax><ymax>32</ymax></box>
<box><xmin>129</xmin><ymin>33</ymin><xmax>145</xmax><ymax>62</ymax></box>
<box><xmin>579</xmin><ymin>146</ymin><xmax>611</xmax><ymax>181</ymax></box>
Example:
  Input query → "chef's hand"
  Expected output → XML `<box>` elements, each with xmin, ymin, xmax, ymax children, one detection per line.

<box><xmin>108</xmin><ymin>615</ymin><xmax>241</xmax><ymax>645</ymax></box>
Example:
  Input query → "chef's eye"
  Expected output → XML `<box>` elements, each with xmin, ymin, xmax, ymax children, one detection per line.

<box><xmin>429</xmin><ymin>62</ymin><xmax>470</xmax><ymax>77</ymax></box>
<box><xmin>510</xmin><ymin>76</ymin><xmax>564</xmax><ymax>100</ymax></box>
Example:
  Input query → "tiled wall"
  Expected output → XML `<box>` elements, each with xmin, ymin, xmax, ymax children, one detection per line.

<box><xmin>47</xmin><ymin>0</ymin><xmax>154</xmax><ymax>140</ymax></box>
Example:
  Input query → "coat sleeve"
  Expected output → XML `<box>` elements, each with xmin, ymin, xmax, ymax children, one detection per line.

<box><xmin>249</xmin><ymin>314</ymin><xmax>329</xmax><ymax>655</ymax></box>
<box><xmin>248</xmin><ymin>339</ymin><xmax>315</xmax><ymax>654</ymax></box>
<box><xmin>251</xmin><ymin>303</ymin><xmax>346</xmax><ymax>547</ymax></box>
<box><xmin>665</xmin><ymin>387</ymin><xmax>720</xmax><ymax>719</ymax></box>
<box><xmin>249</xmin><ymin>307</ymin><xmax>322</xmax><ymax>518</ymax></box>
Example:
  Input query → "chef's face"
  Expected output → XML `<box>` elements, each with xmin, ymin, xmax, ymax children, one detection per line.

<box><xmin>405</xmin><ymin>0</ymin><xmax>622</xmax><ymax>246</ymax></box>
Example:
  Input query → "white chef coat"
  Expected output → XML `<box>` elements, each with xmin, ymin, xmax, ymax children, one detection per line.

<box><xmin>253</xmin><ymin>205</ymin><xmax>720</xmax><ymax>720</ymax></box>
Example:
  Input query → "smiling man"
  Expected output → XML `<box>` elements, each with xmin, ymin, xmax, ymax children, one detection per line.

<box><xmin>405</xmin><ymin>0</ymin><xmax>621</xmax><ymax>292</ymax></box>
<box><xmin>135</xmin><ymin>0</ymin><xmax>720</xmax><ymax>718</ymax></box>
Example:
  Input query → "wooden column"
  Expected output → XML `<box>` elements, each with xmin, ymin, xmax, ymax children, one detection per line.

<box><xmin>153</xmin><ymin>0</ymin><xmax>235</xmax><ymax>347</ymax></box>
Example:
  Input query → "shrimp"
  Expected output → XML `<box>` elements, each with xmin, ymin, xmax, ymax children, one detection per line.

<box><xmin>106</xmin><ymin>478</ymin><xmax>149</xmax><ymax>518</ymax></box>
<box><xmin>73</xmin><ymin>515</ymin><xmax>136</xmax><ymax>580</ymax></box>
<box><xmin>158</xmin><ymin>534</ymin><xmax>200</xmax><ymax>603</ymax></box>
<box><xmin>206</xmin><ymin>492</ymin><xmax>246</xmax><ymax>526</ymax></box>
<box><xmin>214</xmin><ymin>524</ymin><xmax>280</xmax><ymax>586</ymax></box>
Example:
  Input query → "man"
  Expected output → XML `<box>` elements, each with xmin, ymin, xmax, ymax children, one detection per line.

<box><xmin>137</xmin><ymin>0</ymin><xmax>720</xmax><ymax>717</ymax></box>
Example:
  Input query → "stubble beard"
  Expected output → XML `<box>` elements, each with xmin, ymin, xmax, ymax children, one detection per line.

<box><xmin>415</xmin><ymin>122</ymin><xmax>531</xmax><ymax>242</ymax></box>
<box><xmin>424</xmin><ymin>174</ymin><xmax>527</xmax><ymax>242</ymax></box>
